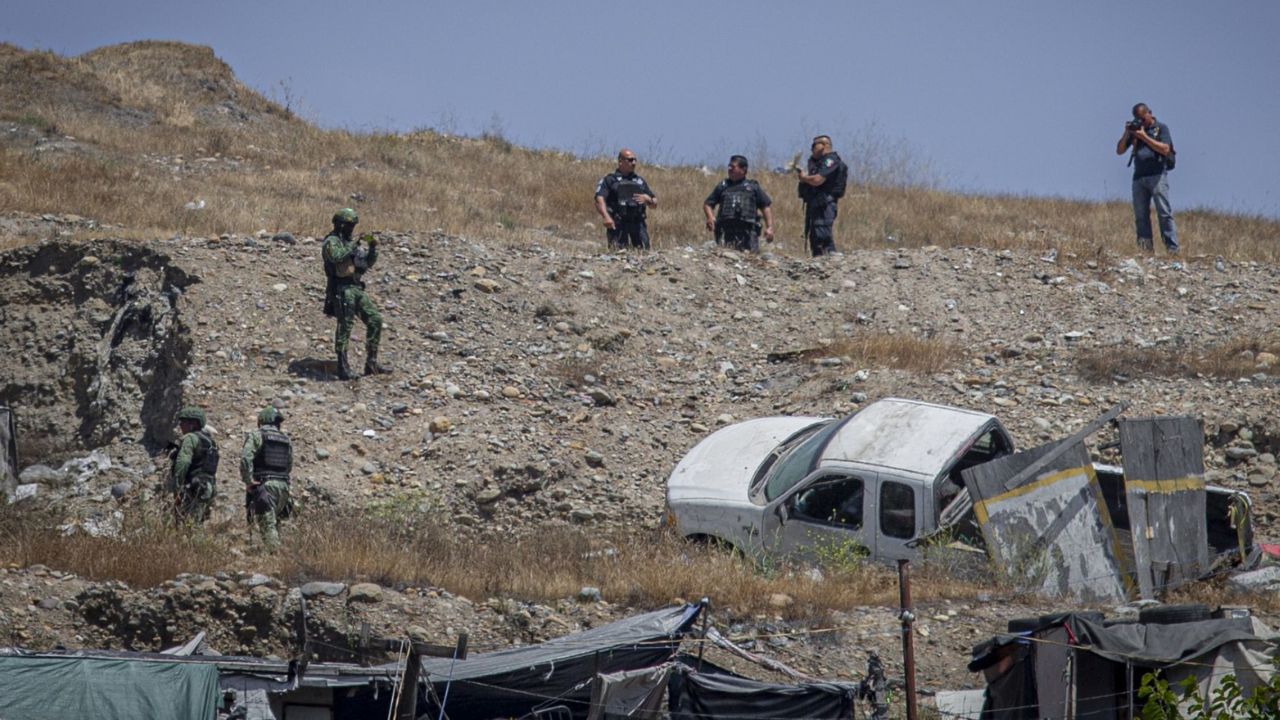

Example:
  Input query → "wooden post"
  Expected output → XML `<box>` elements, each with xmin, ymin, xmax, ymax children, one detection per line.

<box><xmin>898</xmin><ymin>560</ymin><xmax>918</xmax><ymax>720</ymax></box>
<box><xmin>696</xmin><ymin>597</ymin><xmax>710</xmax><ymax>670</ymax></box>
<box><xmin>393</xmin><ymin>643</ymin><xmax>423</xmax><ymax>720</ymax></box>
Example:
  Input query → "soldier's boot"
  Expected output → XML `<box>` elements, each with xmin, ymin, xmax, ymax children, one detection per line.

<box><xmin>336</xmin><ymin>350</ymin><xmax>353</xmax><ymax>380</ymax></box>
<box><xmin>363</xmin><ymin>351</ymin><xmax>391</xmax><ymax>376</ymax></box>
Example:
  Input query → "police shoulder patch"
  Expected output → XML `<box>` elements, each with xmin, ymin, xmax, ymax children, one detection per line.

<box><xmin>824</xmin><ymin>158</ymin><xmax>835</xmax><ymax>167</ymax></box>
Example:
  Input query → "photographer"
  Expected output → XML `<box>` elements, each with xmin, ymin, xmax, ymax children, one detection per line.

<box><xmin>1116</xmin><ymin>103</ymin><xmax>1177</xmax><ymax>254</ymax></box>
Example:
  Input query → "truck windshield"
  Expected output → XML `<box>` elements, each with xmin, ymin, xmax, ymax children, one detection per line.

<box><xmin>763</xmin><ymin>419</ymin><xmax>844</xmax><ymax>501</ymax></box>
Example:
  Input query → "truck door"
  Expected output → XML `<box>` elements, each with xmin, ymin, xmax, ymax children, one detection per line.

<box><xmin>763</xmin><ymin>471</ymin><xmax>873</xmax><ymax>561</ymax></box>
<box><xmin>873</xmin><ymin>477</ymin><xmax>923</xmax><ymax>562</ymax></box>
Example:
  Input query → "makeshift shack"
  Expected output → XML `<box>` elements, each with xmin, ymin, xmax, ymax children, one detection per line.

<box><xmin>0</xmin><ymin>604</ymin><xmax>862</xmax><ymax>720</ymax></box>
<box><xmin>969</xmin><ymin>609</ymin><xmax>1279</xmax><ymax>719</ymax></box>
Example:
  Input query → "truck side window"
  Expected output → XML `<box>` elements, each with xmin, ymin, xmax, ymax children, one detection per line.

<box><xmin>880</xmin><ymin>482</ymin><xmax>916</xmax><ymax>540</ymax></box>
<box><xmin>791</xmin><ymin>477</ymin><xmax>864</xmax><ymax>530</ymax></box>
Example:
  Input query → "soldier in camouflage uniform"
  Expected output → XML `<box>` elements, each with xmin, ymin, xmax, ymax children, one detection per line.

<box><xmin>322</xmin><ymin>208</ymin><xmax>388</xmax><ymax>380</ymax></box>
<box><xmin>170</xmin><ymin>406</ymin><xmax>218</xmax><ymax>523</ymax></box>
<box><xmin>240</xmin><ymin>406</ymin><xmax>293</xmax><ymax>552</ymax></box>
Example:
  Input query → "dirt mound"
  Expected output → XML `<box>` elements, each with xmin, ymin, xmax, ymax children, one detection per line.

<box><xmin>0</xmin><ymin>44</ymin><xmax>141</xmax><ymax>127</ymax></box>
<box><xmin>0</xmin><ymin>41</ymin><xmax>290</xmax><ymax>132</ymax></box>
<box><xmin>79</xmin><ymin>41</ymin><xmax>290</xmax><ymax>127</ymax></box>
<box><xmin>0</xmin><ymin>239</ymin><xmax>195</xmax><ymax>456</ymax></box>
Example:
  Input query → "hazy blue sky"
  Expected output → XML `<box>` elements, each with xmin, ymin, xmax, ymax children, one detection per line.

<box><xmin>7</xmin><ymin>1</ymin><xmax>1279</xmax><ymax>217</ymax></box>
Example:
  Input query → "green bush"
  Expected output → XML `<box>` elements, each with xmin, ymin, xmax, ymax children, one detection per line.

<box><xmin>1139</xmin><ymin>658</ymin><xmax>1280</xmax><ymax>719</ymax></box>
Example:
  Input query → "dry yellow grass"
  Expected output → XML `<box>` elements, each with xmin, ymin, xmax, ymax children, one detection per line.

<box><xmin>0</xmin><ymin>505</ymin><xmax>234</xmax><ymax>586</ymax></box>
<box><xmin>2</xmin><ymin>41</ymin><xmax>1278</xmax><ymax>261</ymax></box>
<box><xmin>0</xmin><ymin>504</ymin><xmax>989</xmax><ymax>618</ymax></box>
<box><xmin>1076</xmin><ymin>333</ymin><xmax>1280</xmax><ymax>381</ymax></box>
<box><xmin>805</xmin><ymin>333</ymin><xmax>962</xmax><ymax>374</ymax></box>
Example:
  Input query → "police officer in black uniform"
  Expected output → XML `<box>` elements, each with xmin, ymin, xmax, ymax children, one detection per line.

<box><xmin>594</xmin><ymin>149</ymin><xmax>657</xmax><ymax>250</ymax></box>
<box><xmin>703</xmin><ymin>155</ymin><xmax>774</xmax><ymax>252</ymax></box>
<box><xmin>796</xmin><ymin>135</ymin><xmax>848</xmax><ymax>257</ymax></box>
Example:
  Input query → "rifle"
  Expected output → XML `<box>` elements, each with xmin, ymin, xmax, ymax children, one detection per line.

<box><xmin>245</xmin><ymin>483</ymin><xmax>259</xmax><ymax>538</ymax></box>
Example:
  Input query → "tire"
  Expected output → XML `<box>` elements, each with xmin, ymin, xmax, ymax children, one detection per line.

<box><xmin>1138</xmin><ymin>603</ymin><xmax>1211</xmax><ymax>625</ymax></box>
<box><xmin>1006</xmin><ymin>617</ymin><xmax>1041</xmax><ymax>633</ymax></box>
<box><xmin>1039</xmin><ymin>611</ymin><xmax>1103</xmax><ymax>626</ymax></box>
<box><xmin>1007</xmin><ymin>611</ymin><xmax>1103</xmax><ymax>633</ymax></box>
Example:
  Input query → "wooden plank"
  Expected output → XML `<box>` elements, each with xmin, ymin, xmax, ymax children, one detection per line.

<box><xmin>997</xmin><ymin>403</ymin><xmax>1129</xmax><ymax>491</ymax></box>
<box><xmin>393</xmin><ymin>644</ymin><xmax>423</xmax><ymax>720</ymax></box>
<box><xmin>1119</xmin><ymin>417</ymin><xmax>1209</xmax><ymax>599</ymax></box>
<box><xmin>962</xmin><ymin>440</ymin><xmax>1128</xmax><ymax>602</ymax></box>
<box><xmin>0</xmin><ymin>407</ymin><xmax>15</xmax><ymax>498</ymax></box>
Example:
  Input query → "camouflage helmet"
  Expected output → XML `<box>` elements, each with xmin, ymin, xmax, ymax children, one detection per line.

<box><xmin>257</xmin><ymin>406</ymin><xmax>284</xmax><ymax>426</ymax></box>
<box><xmin>333</xmin><ymin>207</ymin><xmax>358</xmax><ymax>226</ymax></box>
<box><xmin>177</xmin><ymin>406</ymin><xmax>206</xmax><ymax>427</ymax></box>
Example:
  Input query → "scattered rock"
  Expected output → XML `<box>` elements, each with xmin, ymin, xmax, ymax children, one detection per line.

<box><xmin>18</xmin><ymin>465</ymin><xmax>69</xmax><ymax>487</ymax></box>
<box><xmin>348</xmin><ymin>583</ymin><xmax>383</xmax><ymax>603</ymax></box>
<box><xmin>768</xmin><ymin>593</ymin><xmax>794</xmax><ymax>609</ymax></box>
<box><xmin>300</xmin><ymin>582</ymin><xmax>346</xmax><ymax>598</ymax></box>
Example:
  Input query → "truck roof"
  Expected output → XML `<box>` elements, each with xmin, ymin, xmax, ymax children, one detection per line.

<box><xmin>820</xmin><ymin>398</ymin><xmax>1000</xmax><ymax>480</ymax></box>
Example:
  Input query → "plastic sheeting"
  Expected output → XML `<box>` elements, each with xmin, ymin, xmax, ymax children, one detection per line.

<box><xmin>418</xmin><ymin>604</ymin><xmax>702</xmax><ymax>720</ymax></box>
<box><xmin>668</xmin><ymin>669</ymin><xmax>856</xmax><ymax>720</ymax></box>
<box><xmin>0</xmin><ymin>655</ymin><xmax>220</xmax><ymax>720</ymax></box>
<box><xmin>586</xmin><ymin>664</ymin><xmax>673</xmax><ymax>720</ymax></box>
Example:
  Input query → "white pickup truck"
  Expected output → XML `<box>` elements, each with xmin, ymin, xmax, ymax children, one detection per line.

<box><xmin>666</xmin><ymin>398</ymin><xmax>1251</xmax><ymax>599</ymax></box>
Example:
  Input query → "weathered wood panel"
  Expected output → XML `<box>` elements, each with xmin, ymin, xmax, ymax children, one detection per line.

<box><xmin>963</xmin><ymin>440</ymin><xmax>1129</xmax><ymax>603</ymax></box>
<box><xmin>1119</xmin><ymin>416</ymin><xmax>1209</xmax><ymax>599</ymax></box>
<box><xmin>0</xmin><ymin>407</ymin><xmax>15</xmax><ymax>498</ymax></box>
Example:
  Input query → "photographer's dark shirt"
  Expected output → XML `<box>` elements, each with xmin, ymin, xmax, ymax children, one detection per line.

<box><xmin>1128</xmin><ymin>121</ymin><xmax>1172</xmax><ymax>179</ymax></box>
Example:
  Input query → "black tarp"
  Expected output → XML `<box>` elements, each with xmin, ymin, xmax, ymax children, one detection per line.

<box><xmin>1066</xmin><ymin>615</ymin><xmax>1259</xmax><ymax>666</ymax></box>
<box><xmin>668</xmin><ymin>669</ymin><xmax>856</xmax><ymax>720</ymax></box>
<box><xmin>417</xmin><ymin>604</ymin><xmax>702</xmax><ymax>720</ymax></box>
<box><xmin>665</xmin><ymin>666</ymin><xmax>855</xmax><ymax>717</ymax></box>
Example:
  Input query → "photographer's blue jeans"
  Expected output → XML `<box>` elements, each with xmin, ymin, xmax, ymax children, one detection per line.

<box><xmin>1132</xmin><ymin>174</ymin><xmax>1177</xmax><ymax>253</ymax></box>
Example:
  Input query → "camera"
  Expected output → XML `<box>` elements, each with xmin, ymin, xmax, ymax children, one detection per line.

<box><xmin>1126</xmin><ymin>119</ymin><xmax>1143</xmax><ymax>131</ymax></box>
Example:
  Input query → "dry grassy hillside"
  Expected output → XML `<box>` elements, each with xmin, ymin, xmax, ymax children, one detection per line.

<box><xmin>8</xmin><ymin>42</ymin><xmax>1280</xmax><ymax>693</ymax></box>
<box><xmin>1</xmin><ymin>41</ymin><xmax>1277</xmax><ymax>258</ymax></box>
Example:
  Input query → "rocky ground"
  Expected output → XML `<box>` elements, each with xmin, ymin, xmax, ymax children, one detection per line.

<box><xmin>5</xmin><ymin>210</ymin><xmax>1280</xmax><ymax>697</ymax></box>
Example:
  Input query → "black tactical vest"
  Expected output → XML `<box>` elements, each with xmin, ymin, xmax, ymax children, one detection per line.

<box><xmin>717</xmin><ymin>181</ymin><xmax>759</xmax><ymax>223</ymax></box>
<box><xmin>253</xmin><ymin>427</ymin><xmax>292</xmax><ymax>480</ymax></box>
<box><xmin>611</xmin><ymin>175</ymin><xmax>646</xmax><ymax>221</ymax></box>
<box><xmin>189</xmin><ymin>431</ymin><xmax>219</xmax><ymax>479</ymax></box>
